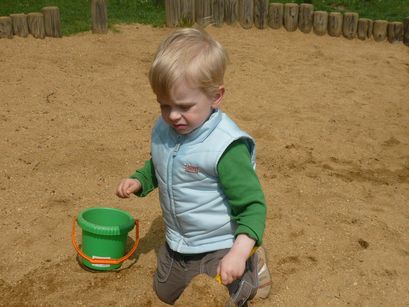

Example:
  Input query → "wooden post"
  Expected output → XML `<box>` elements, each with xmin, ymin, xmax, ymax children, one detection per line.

<box><xmin>166</xmin><ymin>0</ymin><xmax>180</xmax><ymax>27</ymax></box>
<box><xmin>42</xmin><ymin>7</ymin><xmax>61</xmax><ymax>37</ymax></box>
<box><xmin>328</xmin><ymin>12</ymin><xmax>342</xmax><ymax>37</ymax></box>
<box><xmin>91</xmin><ymin>0</ymin><xmax>108</xmax><ymax>33</ymax></box>
<box><xmin>283</xmin><ymin>3</ymin><xmax>298</xmax><ymax>32</ymax></box>
<box><xmin>224</xmin><ymin>0</ymin><xmax>237</xmax><ymax>25</ymax></box>
<box><xmin>238</xmin><ymin>0</ymin><xmax>253</xmax><ymax>29</ymax></box>
<box><xmin>404</xmin><ymin>17</ymin><xmax>409</xmax><ymax>47</ymax></box>
<box><xmin>254</xmin><ymin>0</ymin><xmax>268</xmax><ymax>29</ymax></box>
<box><xmin>298</xmin><ymin>3</ymin><xmax>313</xmax><ymax>34</ymax></box>
<box><xmin>212</xmin><ymin>0</ymin><xmax>224</xmax><ymax>27</ymax></box>
<box><xmin>195</xmin><ymin>0</ymin><xmax>212</xmax><ymax>27</ymax></box>
<box><xmin>343</xmin><ymin>12</ymin><xmax>358</xmax><ymax>39</ymax></box>
<box><xmin>387</xmin><ymin>21</ymin><xmax>403</xmax><ymax>43</ymax></box>
<box><xmin>10</xmin><ymin>14</ymin><xmax>28</xmax><ymax>37</ymax></box>
<box><xmin>268</xmin><ymin>3</ymin><xmax>283</xmax><ymax>29</ymax></box>
<box><xmin>180</xmin><ymin>0</ymin><xmax>195</xmax><ymax>26</ymax></box>
<box><xmin>368</xmin><ymin>19</ymin><xmax>373</xmax><ymax>39</ymax></box>
<box><xmin>357</xmin><ymin>18</ymin><xmax>370</xmax><ymax>40</ymax></box>
<box><xmin>27</xmin><ymin>12</ymin><xmax>45</xmax><ymax>39</ymax></box>
<box><xmin>0</xmin><ymin>16</ymin><xmax>13</xmax><ymax>39</ymax></box>
<box><xmin>313</xmin><ymin>11</ymin><xmax>328</xmax><ymax>36</ymax></box>
<box><xmin>373</xmin><ymin>20</ymin><xmax>388</xmax><ymax>42</ymax></box>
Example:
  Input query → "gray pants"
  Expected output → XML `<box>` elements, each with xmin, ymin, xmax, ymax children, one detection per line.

<box><xmin>153</xmin><ymin>243</ymin><xmax>258</xmax><ymax>306</ymax></box>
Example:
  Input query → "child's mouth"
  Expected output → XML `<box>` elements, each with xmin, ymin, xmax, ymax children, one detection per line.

<box><xmin>173</xmin><ymin>124</ymin><xmax>190</xmax><ymax>133</ymax></box>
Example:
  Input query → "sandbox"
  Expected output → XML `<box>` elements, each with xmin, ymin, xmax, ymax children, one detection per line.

<box><xmin>1</xmin><ymin>23</ymin><xmax>408</xmax><ymax>306</ymax></box>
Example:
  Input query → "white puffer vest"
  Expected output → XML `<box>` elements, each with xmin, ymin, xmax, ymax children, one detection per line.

<box><xmin>151</xmin><ymin>109</ymin><xmax>255</xmax><ymax>254</ymax></box>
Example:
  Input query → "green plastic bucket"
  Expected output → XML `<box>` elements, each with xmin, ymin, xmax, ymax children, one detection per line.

<box><xmin>72</xmin><ymin>207</ymin><xmax>138</xmax><ymax>271</ymax></box>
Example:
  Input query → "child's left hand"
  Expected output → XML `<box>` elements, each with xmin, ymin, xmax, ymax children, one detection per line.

<box><xmin>217</xmin><ymin>250</ymin><xmax>247</xmax><ymax>285</ymax></box>
<box><xmin>216</xmin><ymin>234</ymin><xmax>256</xmax><ymax>285</ymax></box>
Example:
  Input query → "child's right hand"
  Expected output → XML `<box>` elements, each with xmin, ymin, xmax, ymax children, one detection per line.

<box><xmin>116</xmin><ymin>179</ymin><xmax>141</xmax><ymax>198</ymax></box>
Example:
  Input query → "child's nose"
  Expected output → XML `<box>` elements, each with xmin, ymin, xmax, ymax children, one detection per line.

<box><xmin>168</xmin><ymin>109</ymin><xmax>181</xmax><ymax>121</ymax></box>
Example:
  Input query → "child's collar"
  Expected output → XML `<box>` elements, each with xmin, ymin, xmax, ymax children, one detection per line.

<box><xmin>169</xmin><ymin>108</ymin><xmax>222</xmax><ymax>144</ymax></box>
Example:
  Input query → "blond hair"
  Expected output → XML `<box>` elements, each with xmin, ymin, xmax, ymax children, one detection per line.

<box><xmin>149</xmin><ymin>28</ymin><xmax>228</xmax><ymax>99</ymax></box>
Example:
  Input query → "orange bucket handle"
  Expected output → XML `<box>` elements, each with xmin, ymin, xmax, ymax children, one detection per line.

<box><xmin>71</xmin><ymin>217</ymin><xmax>140</xmax><ymax>265</ymax></box>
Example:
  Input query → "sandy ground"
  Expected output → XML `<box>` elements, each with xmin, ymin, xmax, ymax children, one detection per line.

<box><xmin>1</xmin><ymin>23</ymin><xmax>409</xmax><ymax>306</ymax></box>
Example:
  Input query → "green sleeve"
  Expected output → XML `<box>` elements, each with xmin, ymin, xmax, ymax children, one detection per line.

<box><xmin>217</xmin><ymin>140</ymin><xmax>267</xmax><ymax>246</ymax></box>
<box><xmin>129</xmin><ymin>158</ymin><xmax>158</xmax><ymax>197</ymax></box>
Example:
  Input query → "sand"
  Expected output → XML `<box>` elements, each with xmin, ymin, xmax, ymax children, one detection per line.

<box><xmin>1</xmin><ymin>24</ymin><xmax>409</xmax><ymax>306</ymax></box>
<box><xmin>174</xmin><ymin>274</ymin><xmax>230</xmax><ymax>306</ymax></box>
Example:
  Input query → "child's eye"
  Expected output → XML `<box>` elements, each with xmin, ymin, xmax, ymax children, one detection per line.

<box><xmin>180</xmin><ymin>105</ymin><xmax>192</xmax><ymax>111</ymax></box>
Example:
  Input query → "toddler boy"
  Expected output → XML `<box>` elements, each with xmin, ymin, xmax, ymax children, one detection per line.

<box><xmin>116</xmin><ymin>28</ymin><xmax>271</xmax><ymax>306</ymax></box>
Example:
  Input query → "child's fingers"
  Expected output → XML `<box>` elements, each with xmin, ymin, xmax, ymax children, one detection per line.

<box><xmin>123</xmin><ymin>182</ymin><xmax>134</xmax><ymax>197</ymax></box>
<box><xmin>116</xmin><ymin>180</ymin><xmax>130</xmax><ymax>198</ymax></box>
<box><xmin>220</xmin><ymin>271</ymin><xmax>232</xmax><ymax>285</ymax></box>
<box><xmin>116</xmin><ymin>179</ymin><xmax>140</xmax><ymax>198</ymax></box>
<box><xmin>217</xmin><ymin>264</ymin><xmax>232</xmax><ymax>285</ymax></box>
<box><xmin>126</xmin><ymin>181</ymin><xmax>138</xmax><ymax>195</ymax></box>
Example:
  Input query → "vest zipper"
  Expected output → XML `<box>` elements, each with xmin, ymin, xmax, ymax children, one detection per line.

<box><xmin>167</xmin><ymin>138</ymin><xmax>182</xmax><ymax>231</ymax></box>
<box><xmin>173</xmin><ymin>143</ymin><xmax>181</xmax><ymax>156</ymax></box>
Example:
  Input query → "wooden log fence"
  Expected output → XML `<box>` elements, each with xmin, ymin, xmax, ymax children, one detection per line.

<box><xmin>313</xmin><ymin>11</ymin><xmax>328</xmax><ymax>36</ymax></box>
<box><xmin>238</xmin><ymin>0</ymin><xmax>253</xmax><ymax>30</ymax></box>
<box><xmin>404</xmin><ymin>17</ymin><xmax>409</xmax><ymax>46</ymax></box>
<box><xmin>343</xmin><ymin>12</ymin><xmax>358</xmax><ymax>39</ymax></box>
<box><xmin>373</xmin><ymin>20</ymin><xmax>388</xmax><ymax>42</ymax></box>
<box><xmin>283</xmin><ymin>3</ymin><xmax>298</xmax><ymax>32</ymax></box>
<box><xmin>299</xmin><ymin>3</ymin><xmax>313</xmax><ymax>34</ymax></box>
<box><xmin>388</xmin><ymin>21</ymin><xmax>403</xmax><ymax>43</ymax></box>
<box><xmin>10</xmin><ymin>14</ymin><xmax>29</xmax><ymax>37</ymax></box>
<box><xmin>1</xmin><ymin>1</ymin><xmax>106</xmax><ymax>39</ymax></box>
<box><xmin>254</xmin><ymin>0</ymin><xmax>269</xmax><ymax>29</ymax></box>
<box><xmin>42</xmin><ymin>6</ymin><xmax>61</xmax><ymax>37</ymax></box>
<box><xmin>213</xmin><ymin>0</ymin><xmax>225</xmax><ymax>27</ymax></box>
<box><xmin>180</xmin><ymin>0</ymin><xmax>195</xmax><ymax>26</ymax></box>
<box><xmin>2</xmin><ymin>1</ymin><xmax>408</xmax><ymax>47</ymax></box>
<box><xmin>91</xmin><ymin>0</ymin><xmax>108</xmax><ymax>33</ymax></box>
<box><xmin>328</xmin><ymin>12</ymin><xmax>343</xmax><ymax>37</ymax></box>
<box><xmin>268</xmin><ymin>3</ymin><xmax>283</xmax><ymax>29</ymax></box>
<box><xmin>0</xmin><ymin>16</ymin><xmax>13</xmax><ymax>39</ymax></box>
<box><xmin>357</xmin><ymin>18</ymin><xmax>371</xmax><ymax>40</ymax></box>
<box><xmin>0</xmin><ymin>6</ymin><xmax>61</xmax><ymax>39</ymax></box>
<box><xmin>164</xmin><ymin>1</ymin><xmax>409</xmax><ymax>47</ymax></box>
<box><xmin>27</xmin><ymin>13</ymin><xmax>45</xmax><ymax>39</ymax></box>
<box><xmin>224</xmin><ymin>0</ymin><xmax>238</xmax><ymax>25</ymax></box>
<box><xmin>195</xmin><ymin>0</ymin><xmax>212</xmax><ymax>26</ymax></box>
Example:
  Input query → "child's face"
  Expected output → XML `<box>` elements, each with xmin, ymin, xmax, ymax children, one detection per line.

<box><xmin>157</xmin><ymin>79</ymin><xmax>224</xmax><ymax>135</ymax></box>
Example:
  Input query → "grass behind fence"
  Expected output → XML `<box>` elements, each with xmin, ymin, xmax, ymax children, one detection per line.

<box><xmin>0</xmin><ymin>1</ymin><xmax>408</xmax><ymax>36</ymax></box>
<box><xmin>0</xmin><ymin>0</ymin><xmax>165</xmax><ymax>36</ymax></box>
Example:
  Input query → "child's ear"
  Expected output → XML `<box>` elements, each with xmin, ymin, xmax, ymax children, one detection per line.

<box><xmin>211</xmin><ymin>85</ymin><xmax>225</xmax><ymax>109</ymax></box>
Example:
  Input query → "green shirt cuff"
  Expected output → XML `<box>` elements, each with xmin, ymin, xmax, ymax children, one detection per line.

<box><xmin>129</xmin><ymin>158</ymin><xmax>157</xmax><ymax>197</ymax></box>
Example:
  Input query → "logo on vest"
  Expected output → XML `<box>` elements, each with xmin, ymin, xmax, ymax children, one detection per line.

<box><xmin>184</xmin><ymin>163</ymin><xmax>200</xmax><ymax>174</ymax></box>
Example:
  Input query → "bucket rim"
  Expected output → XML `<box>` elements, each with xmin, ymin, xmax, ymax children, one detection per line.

<box><xmin>77</xmin><ymin>207</ymin><xmax>135</xmax><ymax>236</ymax></box>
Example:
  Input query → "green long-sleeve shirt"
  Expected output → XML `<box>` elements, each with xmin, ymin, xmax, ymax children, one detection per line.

<box><xmin>130</xmin><ymin>140</ymin><xmax>266</xmax><ymax>245</ymax></box>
